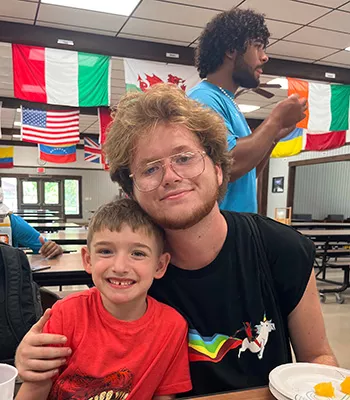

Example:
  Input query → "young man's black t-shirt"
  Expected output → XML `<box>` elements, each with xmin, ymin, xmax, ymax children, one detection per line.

<box><xmin>149</xmin><ymin>211</ymin><xmax>315</xmax><ymax>397</ymax></box>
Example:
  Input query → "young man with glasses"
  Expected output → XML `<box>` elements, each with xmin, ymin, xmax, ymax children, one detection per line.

<box><xmin>188</xmin><ymin>8</ymin><xmax>305</xmax><ymax>212</ymax></box>
<box><xmin>15</xmin><ymin>84</ymin><xmax>336</xmax><ymax>397</ymax></box>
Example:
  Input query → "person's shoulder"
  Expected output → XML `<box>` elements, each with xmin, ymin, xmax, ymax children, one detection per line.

<box><xmin>188</xmin><ymin>82</ymin><xmax>223</xmax><ymax>105</ymax></box>
<box><xmin>149</xmin><ymin>296</ymin><xmax>187</xmax><ymax>329</ymax></box>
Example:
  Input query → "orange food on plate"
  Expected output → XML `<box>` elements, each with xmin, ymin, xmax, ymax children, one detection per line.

<box><xmin>341</xmin><ymin>376</ymin><xmax>350</xmax><ymax>394</ymax></box>
<box><xmin>314</xmin><ymin>382</ymin><xmax>335</xmax><ymax>398</ymax></box>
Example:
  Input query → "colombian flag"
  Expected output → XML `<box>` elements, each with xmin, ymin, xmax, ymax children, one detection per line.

<box><xmin>0</xmin><ymin>147</ymin><xmax>14</xmax><ymax>168</ymax></box>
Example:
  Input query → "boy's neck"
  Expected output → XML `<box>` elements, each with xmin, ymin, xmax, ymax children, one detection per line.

<box><xmin>101</xmin><ymin>293</ymin><xmax>148</xmax><ymax>321</ymax></box>
<box><xmin>165</xmin><ymin>204</ymin><xmax>228</xmax><ymax>270</ymax></box>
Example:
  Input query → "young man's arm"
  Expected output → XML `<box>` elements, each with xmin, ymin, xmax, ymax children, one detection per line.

<box><xmin>288</xmin><ymin>272</ymin><xmax>338</xmax><ymax>365</ymax></box>
<box><xmin>153</xmin><ymin>395</ymin><xmax>175</xmax><ymax>400</ymax></box>
<box><xmin>16</xmin><ymin>380</ymin><xmax>52</xmax><ymax>400</ymax></box>
<box><xmin>229</xmin><ymin>96</ymin><xmax>306</xmax><ymax>182</ymax></box>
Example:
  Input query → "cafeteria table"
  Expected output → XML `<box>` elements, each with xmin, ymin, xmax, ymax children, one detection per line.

<box><xmin>29</xmin><ymin>222</ymin><xmax>80</xmax><ymax>232</ymax></box>
<box><xmin>184</xmin><ymin>387</ymin><xmax>274</xmax><ymax>399</ymax></box>
<box><xmin>292</xmin><ymin>222</ymin><xmax>350</xmax><ymax>229</ymax></box>
<box><xmin>41</xmin><ymin>228</ymin><xmax>88</xmax><ymax>245</ymax></box>
<box><xmin>28</xmin><ymin>252</ymin><xmax>92</xmax><ymax>286</ymax></box>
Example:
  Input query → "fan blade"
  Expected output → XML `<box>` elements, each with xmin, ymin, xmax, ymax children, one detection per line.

<box><xmin>253</xmin><ymin>88</ymin><xmax>275</xmax><ymax>99</ymax></box>
<box><xmin>259</xmin><ymin>83</ymin><xmax>282</xmax><ymax>89</ymax></box>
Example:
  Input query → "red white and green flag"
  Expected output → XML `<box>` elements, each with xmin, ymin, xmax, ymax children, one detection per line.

<box><xmin>12</xmin><ymin>44</ymin><xmax>111</xmax><ymax>107</ymax></box>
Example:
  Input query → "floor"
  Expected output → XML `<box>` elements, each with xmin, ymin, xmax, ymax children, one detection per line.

<box><xmin>51</xmin><ymin>272</ymin><xmax>350</xmax><ymax>370</ymax></box>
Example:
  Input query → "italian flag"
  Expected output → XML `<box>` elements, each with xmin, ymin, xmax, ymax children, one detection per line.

<box><xmin>12</xmin><ymin>44</ymin><xmax>111</xmax><ymax>107</ymax></box>
<box><xmin>288</xmin><ymin>78</ymin><xmax>350</xmax><ymax>132</ymax></box>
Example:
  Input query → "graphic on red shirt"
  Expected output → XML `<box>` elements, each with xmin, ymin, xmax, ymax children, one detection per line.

<box><xmin>50</xmin><ymin>367</ymin><xmax>133</xmax><ymax>400</ymax></box>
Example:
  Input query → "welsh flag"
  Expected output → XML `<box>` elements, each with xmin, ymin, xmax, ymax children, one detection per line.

<box><xmin>123</xmin><ymin>58</ymin><xmax>200</xmax><ymax>93</ymax></box>
<box><xmin>12</xmin><ymin>44</ymin><xmax>111</xmax><ymax>107</ymax></box>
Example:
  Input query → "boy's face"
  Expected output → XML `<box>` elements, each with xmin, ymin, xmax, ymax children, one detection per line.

<box><xmin>82</xmin><ymin>225</ymin><xmax>170</xmax><ymax>318</ymax></box>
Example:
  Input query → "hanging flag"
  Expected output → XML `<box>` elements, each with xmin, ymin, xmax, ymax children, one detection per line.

<box><xmin>98</xmin><ymin>107</ymin><xmax>112</xmax><ymax>145</ymax></box>
<box><xmin>12</xmin><ymin>44</ymin><xmax>111</xmax><ymax>107</ymax></box>
<box><xmin>271</xmin><ymin>128</ymin><xmax>303</xmax><ymax>158</ymax></box>
<box><xmin>124</xmin><ymin>58</ymin><xmax>200</xmax><ymax>93</ymax></box>
<box><xmin>84</xmin><ymin>137</ymin><xmax>102</xmax><ymax>163</ymax></box>
<box><xmin>288</xmin><ymin>78</ymin><xmax>350</xmax><ymax>131</ymax></box>
<box><xmin>21</xmin><ymin>107</ymin><xmax>80</xmax><ymax>145</ymax></box>
<box><xmin>39</xmin><ymin>144</ymin><xmax>76</xmax><ymax>163</ymax></box>
<box><xmin>0</xmin><ymin>147</ymin><xmax>14</xmax><ymax>168</ymax></box>
<box><xmin>0</xmin><ymin>101</ymin><xmax>2</xmax><ymax>138</ymax></box>
<box><xmin>304</xmin><ymin>130</ymin><xmax>347</xmax><ymax>151</ymax></box>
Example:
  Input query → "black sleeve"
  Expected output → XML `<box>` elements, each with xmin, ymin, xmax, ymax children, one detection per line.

<box><xmin>253</xmin><ymin>215</ymin><xmax>316</xmax><ymax>316</ymax></box>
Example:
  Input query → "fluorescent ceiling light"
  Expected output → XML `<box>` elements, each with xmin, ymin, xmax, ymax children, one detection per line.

<box><xmin>238</xmin><ymin>105</ymin><xmax>260</xmax><ymax>113</ymax></box>
<box><xmin>267</xmin><ymin>77</ymin><xmax>288</xmax><ymax>90</ymax></box>
<box><xmin>14</xmin><ymin>121</ymin><xmax>22</xmax><ymax>127</ymax></box>
<box><xmin>345</xmin><ymin>46</ymin><xmax>350</xmax><ymax>52</ymax></box>
<box><xmin>41</xmin><ymin>0</ymin><xmax>140</xmax><ymax>16</ymax></box>
<box><xmin>12</xmin><ymin>134</ymin><xmax>22</xmax><ymax>139</ymax></box>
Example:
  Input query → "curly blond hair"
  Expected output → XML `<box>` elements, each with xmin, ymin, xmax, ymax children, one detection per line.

<box><xmin>105</xmin><ymin>83</ymin><xmax>232</xmax><ymax>200</ymax></box>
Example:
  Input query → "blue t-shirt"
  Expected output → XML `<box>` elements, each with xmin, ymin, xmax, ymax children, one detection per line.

<box><xmin>188</xmin><ymin>81</ymin><xmax>257</xmax><ymax>213</ymax></box>
<box><xmin>9</xmin><ymin>213</ymin><xmax>43</xmax><ymax>253</ymax></box>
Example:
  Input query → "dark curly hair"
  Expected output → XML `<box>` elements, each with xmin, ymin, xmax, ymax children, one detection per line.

<box><xmin>195</xmin><ymin>8</ymin><xmax>270</xmax><ymax>78</ymax></box>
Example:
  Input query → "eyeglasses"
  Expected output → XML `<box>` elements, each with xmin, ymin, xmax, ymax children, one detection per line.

<box><xmin>129</xmin><ymin>150</ymin><xmax>206</xmax><ymax>192</ymax></box>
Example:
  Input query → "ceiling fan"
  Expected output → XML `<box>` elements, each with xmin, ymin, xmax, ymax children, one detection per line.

<box><xmin>235</xmin><ymin>83</ymin><xmax>282</xmax><ymax>99</ymax></box>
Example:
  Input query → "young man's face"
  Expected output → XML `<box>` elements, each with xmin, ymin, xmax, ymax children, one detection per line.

<box><xmin>130</xmin><ymin>123</ymin><xmax>223</xmax><ymax>230</ymax></box>
<box><xmin>232</xmin><ymin>40</ymin><xmax>269</xmax><ymax>88</ymax></box>
<box><xmin>82</xmin><ymin>226</ymin><xmax>169</xmax><ymax>318</ymax></box>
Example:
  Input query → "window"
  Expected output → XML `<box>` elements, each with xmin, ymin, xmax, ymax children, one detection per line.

<box><xmin>44</xmin><ymin>181</ymin><xmax>59</xmax><ymax>204</ymax></box>
<box><xmin>22</xmin><ymin>181</ymin><xmax>38</xmax><ymax>204</ymax></box>
<box><xmin>64</xmin><ymin>179</ymin><xmax>80</xmax><ymax>215</ymax></box>
<box><xmin>1</xmin><ymin>177</ymin><xmax>18</xmax><ymax>211</ymax></box>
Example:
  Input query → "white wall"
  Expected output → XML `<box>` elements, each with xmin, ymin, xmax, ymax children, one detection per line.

<box><xmin>0</xmin><ymin>146</ymin><xmax>120</xmax><ymax>222</ymax></box>
<box><xmin>294</xmin><ymin>162</ymin><xmax>350</xmax><ymax>220</ymax></box>
<box><xmin>267</xmin><ymin>144</ymin><xmax>350</xmax><ymax>218</ymax></box>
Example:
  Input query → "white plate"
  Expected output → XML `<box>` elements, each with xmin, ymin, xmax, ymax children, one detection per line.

<box><xmin>269</xmin><ymin>363</ymin><xmax>350</xmax><ymax>400</ymax></box>
<box><xmin>269</xmin><ymin>383</ymin><xmax>291</xmax><ymax>400</ymax></box>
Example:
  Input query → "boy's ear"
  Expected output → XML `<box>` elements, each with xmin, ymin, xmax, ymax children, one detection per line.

<box><xmin>81</xmin><ymin>246</ymin><xmax>92</xmax><ymax>274</ymax></box>
<box><xmin>225</xmin><ymin>49</ymin><xmax>237</xmax><ymax>61</ymax></box>
<box><xmin>154</xmin><ymin>252</ymin><xmax>171</xmax><ymax>280</ymax></box>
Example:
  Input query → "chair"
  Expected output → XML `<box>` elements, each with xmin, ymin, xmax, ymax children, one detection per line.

<box><xmin>292</xmin><ymin>213</ymin><xmax>312</xmax><ymax>221</ymax></box>
<box><xmin>39</xmin><ymin>287</ymin><xmax>61</xmax><ymax>311</ymax></box>
<box><xmin>325</xmin><ymin>214</ymin><xmax>344</xmax><ymax>222</ymax></box>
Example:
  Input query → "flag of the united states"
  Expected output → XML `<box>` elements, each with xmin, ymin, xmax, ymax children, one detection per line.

<box><xmin>21</xmin><ymin>107</ymin><xmax>80</xmax><ymax>145</ymax></box>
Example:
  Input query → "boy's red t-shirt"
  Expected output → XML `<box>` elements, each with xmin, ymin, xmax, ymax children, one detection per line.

<box><xmin>43</xmin><ymin>288</ymin><xmax>191</xmax><ymax>399</ymax></box>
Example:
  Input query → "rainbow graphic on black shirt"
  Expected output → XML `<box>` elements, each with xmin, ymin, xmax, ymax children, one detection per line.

<box><xmin>188</xmin><ymin>329</ymin><xmax>243</xmax><ymax>363</ymax></box>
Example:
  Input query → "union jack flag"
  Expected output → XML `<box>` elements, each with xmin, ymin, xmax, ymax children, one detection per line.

<box><xmin>84</xmin><ymin>137</ymin><xmax>103</xmax><ymax>163</ymax></box>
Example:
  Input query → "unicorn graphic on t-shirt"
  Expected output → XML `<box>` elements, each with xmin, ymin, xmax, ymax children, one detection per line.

<box><xmin>238</xmin><ymin>315</ymin><xmax>275</xmax><ymax>360</ymax></box>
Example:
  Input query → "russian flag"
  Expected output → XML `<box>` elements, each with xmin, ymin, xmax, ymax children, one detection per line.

<box><xmin>0</xmin><ymin>147</ymin><xmax>14</xmax><ymax>168</ymax></box>
<box><xmin>39</xmin><ymin>144</ymin><xmax>76</xmax><ymax>164</ymax></box>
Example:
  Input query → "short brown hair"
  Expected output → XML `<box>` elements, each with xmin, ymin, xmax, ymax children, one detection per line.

<box><xmin>105</xmin><ymin>83</ymin><xmax>232</xmax><ymax>201</ymax></box>
<box><xmin>87</xmin><ymin>198</ymin><xmax>165</xmax><ymax>252</ymax></box>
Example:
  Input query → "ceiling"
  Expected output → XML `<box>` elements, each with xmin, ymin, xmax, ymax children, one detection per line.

<box><xmin>1</xmin><ymin>0</ymin><xmax>350</xmax><ymax>137</ymax></box>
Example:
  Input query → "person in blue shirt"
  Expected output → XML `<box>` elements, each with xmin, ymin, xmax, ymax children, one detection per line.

<box><xmin>0</xmin><ymin>188</ymin><xmax>63</xmax><ymax>258</ymax></box>
<box><xmin>188</xmin><ymin>8</ymin><xmax>307</xmax><ymax>213</ymax></box>
<box><xmin>9</xmin><ymin>213</ymin><xmax>63</xmax><ymax>258</ymax></box>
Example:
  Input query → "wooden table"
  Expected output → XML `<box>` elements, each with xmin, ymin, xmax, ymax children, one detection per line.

<box><xmin>14</xmin><ymin>209</ymin><xmax>60</xmax><ymax>215</ymax></box>
<box><xmin>292</xmin><ymin>222</ymin><xmax>350</xmax><ymax>229</ymax></box>
<box><xmin>41</xmin><ymin>228</ymin><xmax>88</xmax><ymax>244</ymax></box>
<box><xmin>28</xmin><ymin>252</ymin><xmax>92</xmax><ymax>286</ymax></box>
<box><xmin>184</xmin><ymin>387</ymin><xmax>274</xmax><ymax>400</ymax></box>
<box><xmin>23</xmin><ymin>216</ymin><xmax>63</xmax><ymax>223</ymax></box>
<box><xmin>298</xmin><ymin>229</ymin><xmax>350</xmax><ymax>242</ymax></box>
<box><xmin>29</xmin><ymin>222</ymin><xmax>80</xmax><ymax>232</ymax></box>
